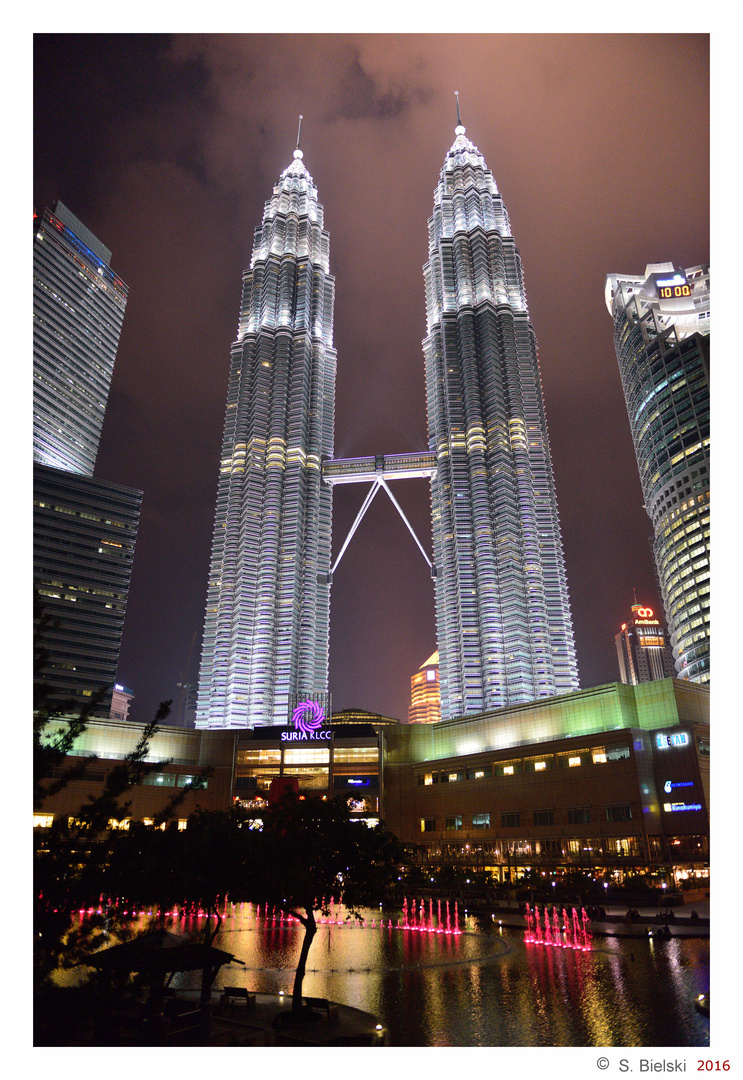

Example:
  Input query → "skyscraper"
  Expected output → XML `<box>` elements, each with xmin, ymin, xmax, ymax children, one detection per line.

<box><xmin>424</xmin><ymin>108</ymin><xmax>579</xmax><ymax>720</ymax></box>
<box><xmin>33</xmin><ymin>201</ymin><xmax>128</xmax><ymax>477</ymax></box>
<box><xmin>33</xmin><ymin>203</ymin><xmax>142</xmax><ymax>715</ymax></box>
<box><xmin>409</xmin><ymin>651</ymin><xmax>441</xmax><ymax>724</ymax></box>
<box><xmin>196</xmin><ymin>136</ymin><xmax>336</xmax><ymax>729</ymax></box>
<box><xmin>605</xmin><ymin>264</ymin><xmax>710</xmax><ymax>683</ymax></box>
<box><xmin>615</xmin><ymin>601</ymin><xmax>676</xmax><ymax>685</ymax></box>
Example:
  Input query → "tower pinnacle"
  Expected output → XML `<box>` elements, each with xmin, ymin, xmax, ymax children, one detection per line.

<box><xmin>454</xmin><ymin>91</ymin><xmax>465</xmax><ymax>135</ymax></box>
<box><xmin>294</xmin><ymin>114</ymin><xmax>304</xmax><ymax>159</ymax></box>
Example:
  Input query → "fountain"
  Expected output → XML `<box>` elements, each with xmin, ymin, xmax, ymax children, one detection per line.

<box><xmin>526</xmin><ymin>904</ymin><xmax>591</xmax><ymax>951</ymax></box>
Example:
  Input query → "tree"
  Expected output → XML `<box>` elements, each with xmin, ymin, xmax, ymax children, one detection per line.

<box><xmin>254</xmin><ymin>794</ymin><xmax>403</xmax><ymax>1018</ymax></box>
<box><xmin>33</xmin><ymin>590</ymin><xmax>103</xmax><ymax>809</ymax></box>
<box><xmin>33</xmin><ymin>696</ymin><xmax>217</xmax><ymax>989</ymax></box>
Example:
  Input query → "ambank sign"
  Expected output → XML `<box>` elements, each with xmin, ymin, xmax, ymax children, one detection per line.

<box><xmin>280</xmin><ymin>700</ymin><xmax>331</xmax><ymax>742</ymax></box>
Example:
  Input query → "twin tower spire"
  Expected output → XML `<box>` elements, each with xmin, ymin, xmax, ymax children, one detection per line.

<box><xmin>195</xmin><ymin>101</ymin><xmax>579</xmax><ymax>729</ymax></box>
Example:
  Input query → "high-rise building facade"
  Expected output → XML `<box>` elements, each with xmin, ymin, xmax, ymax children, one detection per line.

<box><xmin>33</xmin><ymin>201</ymin><xmax>128</xmax><ymax>477</ymax></box>
<box><xmin>33</xmin><ymin>203</ymin><xmax>141</xmax><ymax>716</ymax></box>
<box><xmin>409</xmin><ymin>651</ymin><xmax>441</xmax><ymax>724</ymax></box>
<box><xmin>196</xmin><ymin>143</ymin><xmax>336</xmax><ymax>728</ymax></box>
<box><xmin>424</xmin><ymin>115</ymin><xmax>579</xmax><ymax>720</ymax></box>
<box><xmin>616</xmin><ymin>602</ymin><xmax>676</xmax><ymax>685</ymax></box>
<box><xmin>605</xmin><ymin>264</ymin><xmax>710</xmax><ymax>683</ymax></box>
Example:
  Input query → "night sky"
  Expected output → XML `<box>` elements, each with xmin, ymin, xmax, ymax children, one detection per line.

<box><xmin>33</xmin><ymin>33</ymin><xmax>710</xmax><ymax>726</ymax></box>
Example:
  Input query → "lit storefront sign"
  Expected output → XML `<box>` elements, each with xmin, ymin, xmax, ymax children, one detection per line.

<box><xmin>655</xmin><ymin>732</ymin><xmax>689</xmax><ymax>749</ymax></box>
<box><xmin>663</xmin><ymin>802</ymin><xmax>702</xmax><ymax>813</ymax></box>
<box><xmin>280</xmin><ymin>700</ymin><xmax>331</xmax><ymax>742</ymax></box>
<box><xmin>664</xmin><ymin>780</ymin><xmax>694</xmax><ymax>793</ymax></box>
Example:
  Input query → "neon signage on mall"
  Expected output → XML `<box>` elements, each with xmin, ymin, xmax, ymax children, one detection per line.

<box><xmin>655</xmin><ymin>732</ymin><xmax>689</xmax><ymax>749</ymax></box>
<box><xmin>280</xmin><ymin>700</ymin><xmax>331</xmax><ymax>742</ymax></box>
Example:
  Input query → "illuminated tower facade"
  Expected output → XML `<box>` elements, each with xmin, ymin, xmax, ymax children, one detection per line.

<box><xmin>409</xmin><ymin>651</ymin><xmax>441</xmax><ymax>724</ymax></box>
<box><xmin>605</xmin><ymin>264</ymin><xmax>710</xmax><ymax>683</ymax></box>
<box><xmin>196</xmin><ymin>139</ymin><xmax>336</xmax><ymax>728</ymax></box>
<box><xmin>615</xmin><ymin>602</ymin><xmax>676</xmax><ymax>685</ymax></box>
<box><xmin>424</xmin><ymin>111</ymin><xmax>579</xmax><ymax>720</ymax></box>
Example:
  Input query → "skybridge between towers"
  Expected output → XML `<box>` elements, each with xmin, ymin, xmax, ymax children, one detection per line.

<box><xmin>322</xmin><ymin>452</ymin><xmax>437</xmax><ymax>578</ymax></box>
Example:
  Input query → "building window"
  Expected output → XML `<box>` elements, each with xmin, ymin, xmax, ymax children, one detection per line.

<box><xmin>606</xmin><ymin>805</ymin><xmax>632</xmax><ymax>823</ymax></box>
<box><xmin>33</xmin><ymin>813</ymin><xmax>54</xmax><ymax>828</ymax></box>
<box><xmin>467</xmin><ymin>766</ymin><xmax>491</xmax><ymax>780</ymax></box>
<box><xmin>591</xmin><ymin>749</ymin><xmax>607</xmax><ymax>764</ymax></box>
<box><xmin>558</xmin><ymin>750</ymin><xmax>588</xmax><ymax>769</ymax></box>
<box><xmin>607</xmin><ymin>745</ymin><xmax>631</xmax><ymax>761</ymax></box>
<box><xmin>496</xmin><ymin>760</ymin><xmax>520</xmax><ymax>776</ymax></box>
<box><xmin>535</xmin><ymin>839</ymin><xmax>560</xmax><ymax>855</ymax></box>
<box><xmin>418</xmin><ymin>772</ymin><xmax>437</xmax><ymax>786</ymax></box>
<box><xmin>283</xmin><ymin>748</ymin><xmax>330</xmax><ymax>765</ymax></box>
<box><xmin>237</xmin><ymin>749</ymin><xmax>281</xmax><ymax>765</ymax></box>
<box><xmin>282</xmin><ymin>767</ymin><xmax>329</xmax><ymax>790</ymax></box>
<box><xmin>607</xmin><ymin>836</ymin><xmax>640</xmax><ymax>856</ymax></box>
<box><xmin>177</xmin><ymin>775</ymin><xmax>207</xmax><ymax>789</ymax></box>
<box><xmin>333</xmin><ymin>747</ymin><xmax>378</xmax><ymax>764</ymax></box>
<box><xmin>472</xmin><ymin>813</ymin><xmax>490</xmax><ymax>828</ymax></box>
<box><xmin>143</xmin><ymin>773</ymin><xmax>176</xmax><ymax>788</ymax></box>
<box><xmin>501</xmin><ymin>812</ymin><xmax>521</xmax><ymax>828</ymax></box>
<box><xmin>421</xmin><ymin>818</ymin><xmax>436</xmax><ymax>833</ymax></box>
<box><xmin>533</xmin><ymin>809</ymin><xmax>554</xmax><ymax>827</ymax></box>
<box><xmin>441</xmin><ymin>770</ymin><xmax>464</xmax><ymax>783</ymax></box>
<box><xmin>445</xmin><ymin>816</ymin><xmax>463</xmax><ymax>831</ymax></box>
<box><xmin>568</xmin><ymin>807</ymin><xmax>591</xmax><ymax>825</ymax></box>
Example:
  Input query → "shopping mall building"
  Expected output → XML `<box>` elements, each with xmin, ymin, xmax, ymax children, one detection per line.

<box><xmin>35</xmin><ymin>679</ymin><xmax>709</xmax><ymax>882</ymax></box>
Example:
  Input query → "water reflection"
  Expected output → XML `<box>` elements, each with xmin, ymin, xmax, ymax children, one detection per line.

<box><xmin>81</xmin><ymin>903</ymin><xmax>708</xmax><ymax>1047</ymax></box>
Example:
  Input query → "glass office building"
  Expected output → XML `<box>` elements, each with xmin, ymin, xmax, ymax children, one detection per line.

<box><xmin>196</xmin><ymin>142</ymin><xmax>336</xmax><ymax>728</ymax></box>
<box><xmin>34</xmin><ymin>464</ymin><xmax>142</xmax><ymax>714</ymax></box>
<box><xmin>605</xmin><ymin>265</ymin><xmax>710</xmax><ymax>683</ymax></box>
<box><xmin>424</xmin><ymin>115</ymin><xmax>579</xmax><ymax>719</ymax></box>
<box><xmin>33</xmin><ymin>201</ymin><xmax>128</xmax><ymax>477</ymax></box>
<box><xmin>33</xmin><ymin>203</ymin><xmax>140</xmax><ymax>715</ymax></box>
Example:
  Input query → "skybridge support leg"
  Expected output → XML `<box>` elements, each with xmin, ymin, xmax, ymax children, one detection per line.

<box><xmin>377</xmin><ymin>477</ymin><xmax>433</xmax><ymax>570</ymax></box>
<box><xmin>331</xmin><ymin>481</ymin><xmax>380</xmax><ymax>575</ymax></box>
<box><xmin>331</xmin><ymin>475</ymin><xmax>433</xmax><ymax>576</ymax></box>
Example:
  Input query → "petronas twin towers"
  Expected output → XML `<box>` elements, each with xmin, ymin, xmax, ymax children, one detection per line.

<box><xmin>196</xmin><ymin>111</ymin><xmax>579</xmax><ymax>729</ymax></box>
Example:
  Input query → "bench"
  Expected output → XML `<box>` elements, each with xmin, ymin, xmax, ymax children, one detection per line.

<box><xmin>220</xmin><ymin>987</ymin><xmax>256</xmax><ymax>1008</ymax></box>
<box><xmin>305</xmin><ymin>996</ymin><xmax>339</xmax><ymax>1022</ymax></box>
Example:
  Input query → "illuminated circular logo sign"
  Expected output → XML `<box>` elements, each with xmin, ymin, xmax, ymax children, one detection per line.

<box><xmin>291</xmin><ymin>700</ymin><xmax>325</xmax><ymax>735</ymax></box>
<box><xmin>637</xmin><ymin>607</ymin><xmax>653</xmax><ymax>618</ymax></box>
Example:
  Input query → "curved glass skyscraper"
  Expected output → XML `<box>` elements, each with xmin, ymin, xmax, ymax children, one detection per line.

<box><xmin>424</xmin><ymin>117</ymin><xmax>579</xmax><ymax>720</ymax></box>
<box><xmin>605</xmin><ymin>264</ymin><xmax>710</xmax><ymax>683</ymax></box>
<box><xmin>196</xmin><ymin>143</ymin><xmax>336</xmax><ymax>728</ymax></box>
<box><xmin>33</xmin><ymin>201</ymin><xmax>128</xmax><ymax>476</ymax></box>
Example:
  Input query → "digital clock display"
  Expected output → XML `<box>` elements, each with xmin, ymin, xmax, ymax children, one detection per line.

<box><xmin>658</xmin><ymin>283</ymin><xmax>691</xmax><ymax>299</ymax></box>
<box><xmin>655</xmin><ymin>273</ymin><xmax>691</xmax><ymax>299</ymax></box>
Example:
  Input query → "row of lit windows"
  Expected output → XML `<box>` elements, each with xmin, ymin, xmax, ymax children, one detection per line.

<box><xmin>237</xmin><ymin>746</ymin><xmax>377</xmax><ymax>766</ymax></box>
<box><xmin>420</xmin><ymin>805</ymin><xmax>632</xmax><ymax>832</ymax></box>
<box><xmin>142</xmin><ymin>773</ymin><xmax>208</xmax><ymax>790</ymax></box>
<box><xmin>417</xmin><ymin>745</ymin><xmax>630</xmax><ymax>785</ymax></box>
<box><xmin>33</xmin><ymin>814</ymin><xmax>188</xmax><ymax>831</ymax></box>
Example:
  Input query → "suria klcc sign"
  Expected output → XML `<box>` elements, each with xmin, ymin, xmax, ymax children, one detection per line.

<box><xmin>281</xmin><ymin>700</ymin><xmax>331</xmax><ymax>742</ymax></box>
